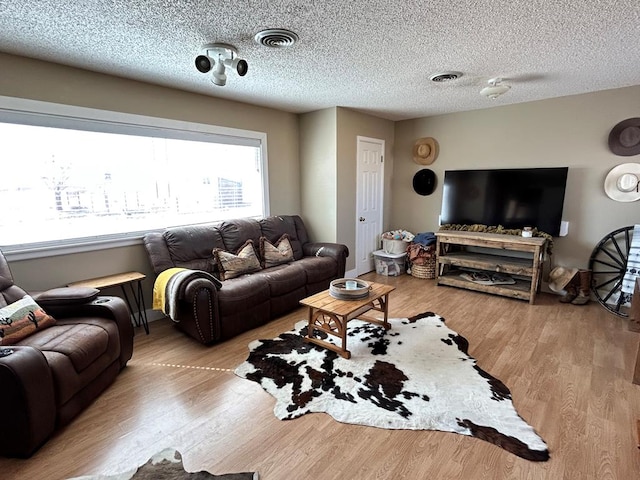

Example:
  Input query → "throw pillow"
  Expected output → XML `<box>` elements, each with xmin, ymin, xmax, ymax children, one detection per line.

<box><xmin>0</xmin><ymin>295</ymin><xmax>56</xmax><ymax>345</ymax></box>
<box><xmin>213</xmin><ymin>240</ymin><xmax>262</xmax><ymax>280</ymax></box>
<box><xmin>260</xmin><ymin>234</ymin><xmax>294</xmax><ymax>268</ymax></box>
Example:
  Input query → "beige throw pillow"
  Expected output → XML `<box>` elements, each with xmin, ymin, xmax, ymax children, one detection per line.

<box><xmin>260</xmin><ymin>234</ymin><xmax>294</xmax><ymax>268</ymax></box>
<box><xmin>213</xmin><ymin>240</ymin><xmax>262</xmax><ymax>280</ymax></box>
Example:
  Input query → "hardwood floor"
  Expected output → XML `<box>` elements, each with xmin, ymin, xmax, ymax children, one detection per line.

<box><xmin>2</xmin><ymin>273</ymin><xmax>640</xmax><ymax>479</ymax></box>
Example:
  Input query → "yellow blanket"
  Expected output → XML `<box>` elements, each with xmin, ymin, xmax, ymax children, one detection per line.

<box><xmin>152</xmin><ymin>267</ymin><xmax>186</xmax><ymax>312</ymax></box>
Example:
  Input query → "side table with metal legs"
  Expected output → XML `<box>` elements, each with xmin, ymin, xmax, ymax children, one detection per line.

<box><xmin>68</xmin><ymin>271</ymin><xmax>149</xmax><ymax>334</ymax></box>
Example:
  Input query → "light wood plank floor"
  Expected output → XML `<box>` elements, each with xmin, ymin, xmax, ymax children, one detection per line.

<box><xmin>2</xmin><ymin>273</ymin><xmax>640</xmax><ymax>479</ymax></box>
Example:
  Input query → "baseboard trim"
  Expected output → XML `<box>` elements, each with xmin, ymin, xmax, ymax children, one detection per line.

<box><xmin>145</xmin><ymin>309</ymin><xmax>166</xmax><ymax>323</ymax></box>
<box><xmin>345</xmin><ymin>268</ymin><xmax>358</xmax><ymax>278</ymax></box>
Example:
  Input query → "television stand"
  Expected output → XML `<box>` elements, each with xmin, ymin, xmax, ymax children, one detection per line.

<box><xmin>435</xmin><ymin>231</ymin><xmax>548</xmax><ymax>304</ymax></box>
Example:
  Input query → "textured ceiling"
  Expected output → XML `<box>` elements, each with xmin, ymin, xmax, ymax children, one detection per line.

<box><xmin>1</xmin><ymin>1</ymin><xmax>639</xmax><ymax>121</ymax></box>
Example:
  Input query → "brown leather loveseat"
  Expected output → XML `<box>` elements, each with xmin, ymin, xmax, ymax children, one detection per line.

<box><xmin>143</xmin><ymin>215</ymin><xmax>348</xmax><ymax>344</ymax></box>
<box><xmin>0</xmin><ymin>251</ymin><xmax>134</xmax><ymax>458</ymax></box>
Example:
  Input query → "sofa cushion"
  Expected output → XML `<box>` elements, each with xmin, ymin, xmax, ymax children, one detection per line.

<box><xmin>295</xmin><ymin>256</ymin><xmax>339</xmax><ymax>283</ymax></box>
<box><xmin>20</xmin><ymin>317</ymin><xmax>121</xmax><ymax>407</ymax></box>
<box><xmin>253</xmin><ymin>262</ymin><xmax>307</xmax><ymax>297</ymax></box>
<box><xmin>260</xmin><ymin>216</ymin><xmax>304</xmax><ymax>260</ymax></box>
<box><xmin>20</xmin><ymin>321</ymin><xmax>109</xmax><ymax>373</ymax></box>
<box><xmin>260</xmin><ymin>234</ymin><xmax>294</xmax><ymax>268</ymax></box>
<box><xmin>214</xmin><ymin>240</ymin><xmax>262</xmax><ymax>280</ymax></box>
<box><xmin>163</xmin><ymin>224</ymin><xmax>224</xmax><ymax>273</ymax></box>
<box><xmin>216</xmin><ymin>275</ymin><xmax>271</xmax><ymax>316</ymax></box>
<box><xmin>0</xmin><ymin>295</ymin><xmax>56</xmax><ymax>345</ymax></box>
<box><xmin>218</xmin><ymin>218</ymin><xmax>263</xmax><ymax>256</ymax></box>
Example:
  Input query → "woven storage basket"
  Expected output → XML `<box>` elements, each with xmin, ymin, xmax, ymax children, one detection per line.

<box><xmin>410</xmin><ymin>258</ymin><xmax>436</xmax><ymax>279</ymax></box>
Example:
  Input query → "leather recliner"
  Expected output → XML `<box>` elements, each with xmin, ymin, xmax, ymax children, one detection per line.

<box><xmin>0</xmin><ymin>250</ymin><xmax>134</xmax><ymax>458</ymax></box>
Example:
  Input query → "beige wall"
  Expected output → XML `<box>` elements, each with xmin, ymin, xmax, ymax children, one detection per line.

<box><xmin>393</xmin><ymin>85</ymin><xmax>640</xmax><ymax>270</ymax></box>
<box><xmin>0</xmin><ymin>53</ymin><xmax>300</xmax><ymax>216</ymax></box>
<box><xmin>299</xmin><ymin>107</ymin><xmax>395</xmax><ymax>272</ymax></box>
<box><xmin>299</xmin><ymin>108</ymin><xmax>338</xmax><ymax>243</ymax></box>
<box><xmin>336</xmin><ymin>108</ymin><xmax>395</xmax><ymax>271</ymax></box>
<box><xmin>0</xmin><ymin>53</ymin><xmax>300</xmax><ymax>297</ymax></box>
<box><xmin>2</xmin><ymin>51</ymin><xmax>639</xmax><ymax>302</ymax></box>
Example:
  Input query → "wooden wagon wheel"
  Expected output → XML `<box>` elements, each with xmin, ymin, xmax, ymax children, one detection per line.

<box><xmin>588</xmin><ymin>225</ymin><xmax>635</xmax><ymax>317</ymax></box>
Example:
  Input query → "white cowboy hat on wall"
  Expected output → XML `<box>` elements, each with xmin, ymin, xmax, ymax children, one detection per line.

<box><xmin>604</xmin><ymin>163</ymin><xmax>640</xmax><ymax>202</ymax></box>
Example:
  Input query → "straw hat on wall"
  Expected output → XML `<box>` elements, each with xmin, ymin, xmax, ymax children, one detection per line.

<box><xmin>413</xmin><ymin>137</ymin><xmax>439</xmax><ymax>165</ymax></box>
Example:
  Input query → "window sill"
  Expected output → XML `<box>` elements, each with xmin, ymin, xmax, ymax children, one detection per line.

<box><xmin>2</xmin><ymin>234</ymin><xmax>149</xmax><ymax>261</ymax></box>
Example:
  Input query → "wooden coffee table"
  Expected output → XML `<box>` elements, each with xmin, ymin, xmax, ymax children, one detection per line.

<box><xmin>300</xmin><ymin>281</ymin><xmax>396</xmax><ymax>359</ymax></box>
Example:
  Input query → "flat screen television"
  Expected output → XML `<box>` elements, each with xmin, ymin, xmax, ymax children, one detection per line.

<box><xmin>440</xmin><ymin>167</ymin><xmax>569</xmax><ymax>236</ymax></box>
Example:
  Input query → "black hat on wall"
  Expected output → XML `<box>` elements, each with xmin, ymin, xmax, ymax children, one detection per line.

<box><xmin>608</xmin><ymin>118</ymin><xmax>640</xmax><ymax>156</ymax></box>
<box><xmin>413</xmin><ymin>169</ymin><xmax>436</xmax><ymax>196</ymax></box>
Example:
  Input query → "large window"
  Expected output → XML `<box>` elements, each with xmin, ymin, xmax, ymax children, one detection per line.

<box><xmin>0</xmin><ymin>98</ymin><xmax>269</xmax><ymax>255</ymax></box>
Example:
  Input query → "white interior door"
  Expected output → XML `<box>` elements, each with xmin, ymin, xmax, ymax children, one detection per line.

<box><xmin>355</xmin><ymin>136</ymin><xmax>384</xmax><ymax>276</ymax></box>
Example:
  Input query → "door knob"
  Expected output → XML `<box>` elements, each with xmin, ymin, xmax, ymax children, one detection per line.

<box><xmin>359</xmin><ymin>217</ymin><xmax>365</xmax><ymax>222</ymax></box>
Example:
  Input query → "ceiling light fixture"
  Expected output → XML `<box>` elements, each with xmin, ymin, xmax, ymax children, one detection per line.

<box><xmin>195</xmin><ymin>43</ymin><xmax>248</xmax><ymax>87</ymax></box>
<box><xmin>480</xmin><ymin>77</ymin><xmax>511</xmax><ymax>99</ymax></box>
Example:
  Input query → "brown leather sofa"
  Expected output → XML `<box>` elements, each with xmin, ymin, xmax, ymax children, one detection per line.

<box><xmin>144</xmin><ymin>215</ymin><xmax>349</xmax><ymax>344</ymax></box>
<box><xmin>0</xmin><ymin>250</ymin><xmax>134</xmax><ymax>458</ymax></box>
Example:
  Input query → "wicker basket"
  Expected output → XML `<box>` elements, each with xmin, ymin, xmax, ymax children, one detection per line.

<box><xmin>410</xmin><ymin>258</ymin><xmax>436</xmax><ymax>279</ymax></box>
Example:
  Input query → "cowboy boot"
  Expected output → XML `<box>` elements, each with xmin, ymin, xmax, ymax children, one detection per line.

<box><xmin>559</xmin><ymin>284</ymin><xmax>577</xmax><ymax>303</ymax></box>
<box><xmin>571</xmin><ymin>269</ymin><xmax>592</xmax><ymax>305</ymax></box>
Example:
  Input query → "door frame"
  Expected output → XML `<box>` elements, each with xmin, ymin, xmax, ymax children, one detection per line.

<box><xmin>355</xmin><ymin>135</ymin><xmax>385</xmax><ymax>276</ymax></box>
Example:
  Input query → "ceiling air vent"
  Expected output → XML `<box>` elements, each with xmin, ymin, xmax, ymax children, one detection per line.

<box><xmin>254</xmin><ymin>29</ymin><xmax>299</xmax><ymax>48</ymax></box>
<box><xmin>429</xmin><ymin>71</ymin><xmax>463</xmax><ymax>83</ymax></box>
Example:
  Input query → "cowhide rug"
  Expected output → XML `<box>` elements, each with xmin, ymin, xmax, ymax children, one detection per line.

<box><xmin>234</xmin><ymin>311</ymin><xmax>549</xmax><ymax>462</ymax></box>
<box><xmin>68</xmin><ymin>448</ymin><xmax>258</xmax><ymax>479</ymax></box>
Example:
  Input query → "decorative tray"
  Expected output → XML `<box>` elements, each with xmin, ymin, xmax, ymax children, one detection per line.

<box><xmin>329</xmin><ymin>278</ymin><xmax>371</xmax><ymax>300</ymax></box>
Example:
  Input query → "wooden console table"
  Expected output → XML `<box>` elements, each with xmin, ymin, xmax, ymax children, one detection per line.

<box><xmin>435</xmin><ymin>231</ymin><xmax>547</xmax><ymax>304</ymax></box>
<box><xmin>69</xmin><ymin>272</ymin><xmax>149</xmax><ymax>334</ymax></box>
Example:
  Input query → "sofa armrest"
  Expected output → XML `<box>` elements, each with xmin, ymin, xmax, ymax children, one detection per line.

<box><xmin>304</xmin><ymin>242</ymin><xmax>349</xmax><ymax>259</ymax></box>
<box><xmin>144</xmin><ymin>231</ymin><xmax>176</xmax><ymax>274</ymax></box>
<box><xmin>32</xmin><ymin>286</ymin><xmax>99</xmax><ymax>306</ymax></box>
<box><xmin>42</xmin><ymin>296</ymin><xmax>134</xmax><ymax>369</ymax></box>
<box><xmin>182</xmin><ymin>276</ymin><xmax>222</xmax><ymax>300</ymax></box>
<box><xmin>171</xmin><ymin>276</ymin><xmax>221</xmax><ymax>345</ymax></box>
<box><xmin>157</xmin><ymin>269</ymin><xmax>221</xmax><ymax>305</ymax></box>
<box><xmin>303</xmin><ymin>242</ymin><xmax>349</xmax><ymax>278</ymax></box>
<box><xmin>0</xmin><ymin>346</ymin><xmax>56</xmax><ymax>458</ymax></box>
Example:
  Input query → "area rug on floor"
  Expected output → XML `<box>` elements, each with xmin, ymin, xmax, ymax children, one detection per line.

<box><xmin>234</xmin><ymin>311</ymin><xmax>549</xmax><ymax>462</ymax></box>
<box><xmin>68</xmin><ymin>448</ymin><xmax>259</xmax><ymax>479</ymax></box>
